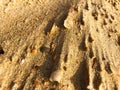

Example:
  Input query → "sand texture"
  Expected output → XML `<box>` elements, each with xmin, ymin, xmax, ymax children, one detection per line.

<box><xmin>0</xmin><ymin>0</ymin><xmax>120</xmax><ymax>90</ymax></box>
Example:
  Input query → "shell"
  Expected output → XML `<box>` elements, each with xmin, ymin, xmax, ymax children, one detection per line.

<box><xmin>50</xmin><ymin>70</ymin><xmax>63</xmax><ymax>83</ymax></box>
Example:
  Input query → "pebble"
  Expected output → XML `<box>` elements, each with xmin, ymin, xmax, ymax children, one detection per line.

<box><xmin>50</xmin><ymin>69</ymin><xmax>63</xmax><ymax>83</ymax></box>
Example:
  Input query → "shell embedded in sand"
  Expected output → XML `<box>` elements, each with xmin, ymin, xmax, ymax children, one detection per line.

<box><xmin>50</xmin><ymin>70</ymin><xmax>63</xmax><ymax>82</ymax></box>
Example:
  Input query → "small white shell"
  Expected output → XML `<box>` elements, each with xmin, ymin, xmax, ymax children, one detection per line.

<box><xmin>50</xmin><ymin>69</ymin><xmax>63</xmax><ymax>82</ymax></box>
<box><xmin>64</xmin><ymin>8</ymin><xmax>78</xmax><ymax>29</ymax></box>
<box><xmin>21</xmin><ymin>59</ymin><xmax>25</xmax><ymax>65</ymax></box>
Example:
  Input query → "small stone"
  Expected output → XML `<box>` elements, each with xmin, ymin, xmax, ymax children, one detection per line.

<box><xmin>31</xmin><ymin>48</ymin><xmax>37</xmax><ymax>55</ymax></box>
<box><xmin>44</xmin><ymin>81</ymin><xmax>49</xmax><ymax>86</ymax></box>
<box><xmin>50</xmin><ymin>69</ymin><xmax>63</xmax><ymax>83</ymax></box>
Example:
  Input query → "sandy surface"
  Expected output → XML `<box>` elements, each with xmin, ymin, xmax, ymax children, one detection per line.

<box><xmin>0</xmin><ymin>0</ymin><xmax>120</xmax><ymax>90</ymax></box>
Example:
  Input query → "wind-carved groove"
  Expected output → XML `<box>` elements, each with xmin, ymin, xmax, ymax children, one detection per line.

<box><xmin>17</xmin><ymin>70</ymin><xmax>34</xmax><ymax>90</ymax></box>
<box><xmin>79</xmin><ymin>12</ymin><xmax>85</xmax><ymax>25</ymax></box>
<box><xmin>71</xmin><ymin>58</ymin><xmax>89</xmax><ymax>90</ymax></box>
<box><xmin>8</xmin><ymin>62</ymin><xmax>35</xmax><ymax>90</ymax></box>
<box><xmin>92</xmin><ymin>57</ymin><xmax>102</xmax><ymax>89</ymax></box>
<box><xmin>39</xmin><ymin>45</ymin><xmax>54</xmax><ymax>78</ymax></box>
<box><xmin>85</xmin><ymin>2</ymin><xmax>89</xmax><ymax>10</ymax></box>
<box><xmin>39</xmin><ymin>31</ymin><xmax>65</xmax><ymax>78</ymax></box>
<box><xmin>93</xmin><ymin>71</ymin><xmax>102</xmax><ymax>90</ymax></box>
<box><xmin>0</xmin><ymin>45</ymin><xmax>4</xmax><ymax>55</ymax></box>
<box><xmin>88</xmin><ymin>34</ymin><xmax>94</xmax><ymax>43</ymax></box>
<box><xmin>10</xmin><ymin>81</ymin><xmax>15</xmax><ymax>90</ymax></box>
<box><xmin>40</xmin><ymin>46</ymin><xmax>50</xmax><ymax>53</ymax></box>
<box><xmin>64</xmin><ymin>54</ymin><xmax>68</xmax><ymax>63</ymax></box>
<box><xmin>117</xmin><ymin>36</ymin><xmax>120</xmax><ymax>46</ymax></box>
<box><xmin>44</xmin><ymin>19</ymin><xmax>55</xmax><ymax>35</ymax></box>
<box><xmin>114</xmin><ymin>83</ymin><xmax>118</xmax><ymax>90</ymax></box>
<box><xmin>105</xmin><ymin>62</ymin><xmax>112</xmax><ymax>74</ymax></box>
<box><xmin>89</xmin><ymin>48</ymin><xmax>94</xmax><ymax>58</ymax></box>
<box><xmin>95</xmin><ymin>57</ymin><xmax>101</xmax><ymax>72</ymax></box>
<box><xmin>55</xmin><ymin>12</ymin><xmax>69</xmax><ymax>28</ymax></box>
<box><xmin>103</xmin><ymin>19</ymin><xmax>107</xmax><ymax>25</ymax></box>
<box><xmin>92</xmin><ymin>57</ymin><xmax>102</xmax><ymax>76</ymax></box>
<box><xmin>92</xmin><ymin>10</ymin><xmax>98</xmax><ymax>20</ymax></box>
<box><xmin>51</xmin><ymin>31</ymin><xmax>66</xmax><ymax>71</ymax></box>
<box><xmin>79</xmin><ymin>36</ymin><xmax>87</xmax><ymax>51</ymax></box>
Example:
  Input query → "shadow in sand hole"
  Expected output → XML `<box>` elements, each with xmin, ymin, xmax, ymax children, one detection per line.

<box><xmin>39</xmin><ymin>31</ymin><xmax>65</xmax><ymax>78</ymax></box>
<box><xmin>71</xmin><ymin>59</ymin><xmax>89</xmax><ymax>90</ymax></box>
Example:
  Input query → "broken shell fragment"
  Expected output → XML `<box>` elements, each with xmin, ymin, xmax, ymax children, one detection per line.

<box><xmin>50</xmin><ymin>70</ymin><xmax>63</xmax><ymax>83</ymax></box>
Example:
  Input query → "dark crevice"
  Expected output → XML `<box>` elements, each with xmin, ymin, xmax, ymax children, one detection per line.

<box><xmin>117</xmin><ymin>36</ymin><xmax>120</xmax><ymax>46</ymax></box>
<box><xmin>10</xmin><ymin>81</ymin><xmax>15</xmax><ymax>89</ymax></box>
<box><xmin>109</xmin><ymin>19</ymin><xmax>112</xmax><ymax>23</ymax></box>
<box><xmin>52</xmin><ymin>31</ymin><xmax>65</xmax><ymax>71</ymax></box>
<box><xmin>85</xmin><ymin>2</ymin><xmax>89</xmax><ymax>10</ymax></box>
<box><xmin>103</xmin><ymin>19</ymin><xmax>107</xmax><ymax>25</ymax></box>
<box><xmin>39</xmin><ymin>31</ymin><xmax>65</xmax><ymax>78</ymax></box>
<box><xmin>92</xmin><ymin>10</ymin><xmax>98</xmax><ymax>20</ymax></box>
<box><xmin>105</xmin><ymin>14</ymin><xmax>108</xmax><ymax>18</ymax></box>
<box><xmin>93</xmin><ymin>72</ymin><xmax>102</xmax><ymax>90</ymax></box>
<box><xmin>39</xmin><ymin>53</ymin><xmax>54</xmax><ymax>78</ymax></box>
<box><xmin>89</xmin><ymin>48</ymin><xmax>94</xmax><ymax>58</ymax></box>
<box><xmin>112</xmin><ymin>2</ymin><xmax>116</xmax><ymax>7</ymax></box>
<box><xmin>44</xmin><ymin>19</ymin><xmax>55</xmax><ymax>35</ymax></box>
<box><xmin>55</xmin><ymin>12</ymin><xmax>68</xmax><ymax>28</ymax></box>
<box><xmin>102</xmin><ymin>56</ymin><xmax>106</xmax><ymax>60</ymax></box>
<box><xmin>114</xmin><ymin>84</ymin><xmax>118</xmax><ymax>90</ymax></box>
<box><xmin>79</xmin><ymin>36</ymin><xmax>87</xmax><ymax>51</ymax></box>
<box><xmin>92</xmin><ymin>57</ymin><xmax>96</xmax><ymax>68</ymax></box>
<box><xmin>88</xmin><ymin>35</ymin><xmax>93</xmax><ymax>43</ymax></box>
<box><xmin>71</xmin><ymin>58</ymin><xmax>89</xmax><ymax>90</ymax></box>
<box><xmin>0</xmin><ymin>46</ymin><xmax>4</xmax><ymax>54</ymax></box>
<box><xmin>105</xmin><ymin>62</ymin><xmax>112</xmax><ymax>74</ymax></box>
<box><xmin>63</xmin><ymin>66</ymin><xmax>67</xmax><ymax>71</ymax></box>
<box><xmin>96</xmin><ymin>58</ymin><xmax>101</xmax><ymax>72</ymax></box>
<box><xmin>73</xmin><ymin>7</ymin><xmax>78</xmax><ymax>12</ymax></box>
<box><xmin>40</xmin><ymin>46</ymin><xmax>50</xmax><ymax>53</ymax></box>
<box><xmin>110</xmin><ymin>15</ymin><xmax>114</xmax><ymax>20</ymax></box>
<box><xmin>108</xmin><ymin>34</ymin><xmax>111</xmax><ymax>38</ymax></box>
<box><xmin>79</xmin><ymin>12</ymin><xmax>85</xmax><ymax>25</ymax></box>
<box><xmin>18</xmin><ymin>68</ymin><xmax>34</xmax><ymax>90</ymax></box>
<box><xmin>64</xmin><ymin>54</ymin><xmax>68</xmax><ymax>63</ymax></box>
<box><xmin>92</xmin><ymin>57</ymin><xmax>101</xmax><ymax>72</ymax></box>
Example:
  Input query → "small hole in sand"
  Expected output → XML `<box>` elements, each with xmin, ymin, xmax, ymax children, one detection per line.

<box><xmin>88</xmin><ymin>35</ymin><xmax>93</xmax><ymax>43</ymax></box>
<box><xmin>103</xmin><ymin>20</ymin><xmax>107</xmax><ymax>25</ymax></box>
<box><xmin>89</xmin><ymin>48</ymin><xmax>94</xmax><ymax>58</ymax></box>
<box><xmin>109</xmin><ymin>20</ymin><xmax>112</xmax><ymax>23</ymax></box>
<box><xmin>0</xmin><ymin>46</ymin><xmax>4</xmax><ymax>54</ymax></box>
<box><xmin>105</xmin><ymin>62</ymin><xmax>112</xmax><ymax>74</ymax></box>
<box><xmin>40</xmin><ymin>46</ymin><xmax>50</xmax><ymax>53</ymax></box>
<box><xmin>102</xmin><ymin>57</ymin><xmax>106</xmax><ymax>60</ymax></box>
<box><xmin>112</xmin><ymin>2</ymin><xmax>116</xmax><ymax>7</ymax></box>
<box><xmin>108</xmin><ymin>34</ymin><xmax>111</xmax><ymax>37</ymax></box>
<box><xmin>117</xmin><ymin>36</ymin><xmax>120</xmax><ymax>46</ymax></box>
<box><xmin>63</xmin><ymin>66</ymin><xmax>67</xmax><ymax>71</ymax></box>
<box><xmin>105</xmin><ymin>14</ymin><xmax>108</xmax><ymax>18</ymax></box>
<box><xmin>110</xmin><ymin>15</ymin><xmax>114</xmax><ymax>20</ymax></box>
<box><xmin>64</xmin><ymin>54</ymin><xmax>68</xmax><ymax>63</ymax></box>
